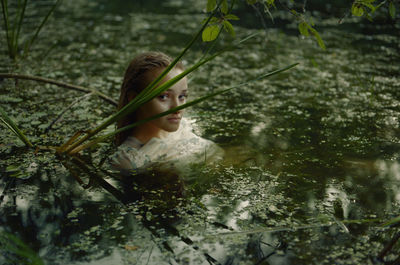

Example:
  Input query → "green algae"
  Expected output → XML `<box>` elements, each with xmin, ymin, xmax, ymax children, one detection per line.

<box><xmin>1</xmin><ymin>0</ymin><xmax>400</xmax><ymax>264</ymax></box>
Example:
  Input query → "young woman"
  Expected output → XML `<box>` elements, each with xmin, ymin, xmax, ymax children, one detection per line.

<box><xmin>110</xmin><ymin>51</ymin><xmax>223</xmax><ymax>176</ymax></box>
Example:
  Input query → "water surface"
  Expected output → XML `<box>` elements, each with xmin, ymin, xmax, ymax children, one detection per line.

<box><xmin>1</xmin><ymin>0</ymin><xmax>400</xmax><ymax>264</ymax></box>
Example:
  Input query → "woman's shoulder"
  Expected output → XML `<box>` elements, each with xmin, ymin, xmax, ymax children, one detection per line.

<box><xmin>121</xmin><ymin>136</ymin><xmax>144</xmax><ymax>149</ymax></box>
<box><xmin>109</xmin><ymin>137</ymin><xmax>149</xmax><ymax>171</ymax></box>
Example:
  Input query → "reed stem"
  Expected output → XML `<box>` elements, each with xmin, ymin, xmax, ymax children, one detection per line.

<box><xmin>0</xmin><ymin>73</ymin><xmax>117</xmax><ymax>106</ymax></box>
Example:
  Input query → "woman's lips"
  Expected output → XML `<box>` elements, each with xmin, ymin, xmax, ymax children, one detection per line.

<box><xmin>167</xmin><ymin>116</ymin><xmax>181</xmax><ymax>123</ymax></box>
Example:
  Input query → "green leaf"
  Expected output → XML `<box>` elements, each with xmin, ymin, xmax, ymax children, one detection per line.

<box><xmin>202</xmin><ymin>25</ymin><xmax>221</xmax><ymax>42</ymax></box>
<box><xmin>221</xmin><ymin>0</ymin><xmax>228</xmax><ymax>14</ymax></box>
<box><xmin>380</xmin><ymin>215</ymin><xmax>400</xmax><ymax>227</ymax></box>
<box><xmin>389</xmin><ymin>1</ymin><xmax>396</xmax><ymax>19</ymax></box>
<box><xmin>309</xmin><ymin>17</ymin><xmax>315</xmax><ymax>26</ymax></box>
<box><xmin>24</xmin><ymin>0</ymin><xmax>60</xmax><ymax>58</ymax></box>
<box><xmin>223</xmin><ymin>20</ymin><xmax>235</xmax><ymax>37</ymax></box>
<box><xmin>309</xmin><ymin>27</ymin><xmax>326</xmax><ymax>50</ymax></box>
<box><xmin>364</xmin><ymin>12</ymin><xmax>374</xmax><ymax>21</ymax></box>
<box><xmin>352</xmin><ymin>4</ymin><xmax>365</xmax><ymax>16</ymax></box>
<box><xmin>267</xmin><ymin>0</ymin><xmax>275</xmax><ymax>6</ymax></box>
<box><xmin>361</xmin><ymin>2</ymin><xmax>376</xmax><ymax>12</ymax></box>
<box><xmin>0</xmin><ymin>106</ymin><xmax>33</xmax><ymax>147</ymax></box>
<box><xmin>225</xmin><ymin>14</ymin><xmax>239</xmax><ymax>20</ymax></box>
<box><xmin>207</xmin><ymin>0</ymin><xmax>217</xmax><ymax>12</ymax></box>
<box><xmin>0</xmin><ymin>232</ymin><xmax>44</xmax><ymax>265</ymax></box>
<box><xmin>298</xmin><ymin>22</ymin><xmax>309</xmax><ymax>36</ymax></box>
<box><xmin>202</xmin><ymin>16</ymin><xmax>219</xmax><ymax>24</ymax></box>
<box><xmin>210</xmin><ymin>16</ymin><xmax>220</xmax><ymax>24</ymax></box>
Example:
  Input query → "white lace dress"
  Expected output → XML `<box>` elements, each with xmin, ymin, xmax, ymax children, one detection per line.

<box><xmin>110</xmin><ymin>118</ymin><xmax>223</xmax><ymax>176</ymax></box>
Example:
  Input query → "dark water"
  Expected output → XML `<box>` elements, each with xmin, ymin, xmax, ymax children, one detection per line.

<box><xmin>1</xmin><ymin>0</ymin><xmax>400</xmax><ymax>264</ymax></box>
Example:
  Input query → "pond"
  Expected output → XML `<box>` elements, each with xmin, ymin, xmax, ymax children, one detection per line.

<box><xmin>1</xmin><ymin>0</ymin><xmax>400</xmax><ymax>264</ymax></box>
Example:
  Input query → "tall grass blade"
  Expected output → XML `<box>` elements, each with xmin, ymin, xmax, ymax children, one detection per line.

<box><xmin>63</xmin><ymin>32</ymin><xmax>258</xmax><ymax>154</ymax></box>
<box><xmin>14</xmin><ymin>0</ymin><xmax>27</xmax><ymax>56</ymax></box>
<box><xmin>138</xmin><ymin>0</ymin><xmax>224</xmax><ymax>98</ymax></box>
<box><xmin>61</xmin><ymin>5</ymin><xmax>224</xmax><ymax>153</ymax></box>
<box><xmin>139</xmin><ymin>32</ymin><xmax>260</xmax><ymax>108</ymax></box>
<box><xmin>1</xmin><ymin>0</ymin><xmax>13</xmax><ymax>58</ymax></box>
<box><xmin>57</xmin><ymin>131</ymin><xmax>82</xmax><ymax>152</ymax></box>
<box><xmin>10</xmin><ymin>0</ymin><xmax>18</xmax><ymax>56</ymax></box>
<box><xmin>11</xmin><ymin>0</ymin><xmax>27</xmax><ymax>57</ymax></box>
<box><xmin>69</xmin><ymin>63</ymin><xmax>298</xmax><ymax>154</ymax></box>
<box><xmin>0</xmin><ymin>106</ymin><xmax>33</xmax><ymax>147</ymax></box>
<box><xmin>380</xmin><ymin>215</ymin><xmax>400</xmax><ymax>227</ymax></box>
<box><xmin>0</xmin><ymin>231</ymin><xmax>44</xmax><ymax>265</ymax></box>
<box><xmin>23</xmin><ymin>0</ymin><xmax>60</xmax><ymax>57</ymax></box>
<box><xmin>0</xmin><ymin>73</ymin><xmax>118</xmax><ymax>105</ymax></box>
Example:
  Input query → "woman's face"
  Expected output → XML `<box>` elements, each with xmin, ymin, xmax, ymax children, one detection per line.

<box><xmin>135</xmin><ymin>68</ymin><xmax>188</xmax><ymax>134</ymax></box>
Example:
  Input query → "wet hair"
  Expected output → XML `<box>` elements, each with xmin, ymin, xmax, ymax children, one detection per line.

<box><xmin>116</xmin><ymin>51</ymin><xmax>184</xmax><ymax>146</ymax></box>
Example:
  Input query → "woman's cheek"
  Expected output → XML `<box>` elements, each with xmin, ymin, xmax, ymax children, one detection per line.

<box><xmin>154</xmin><ymin>101</ymin><xmax>168</xmax><ymax>114</ymax></box>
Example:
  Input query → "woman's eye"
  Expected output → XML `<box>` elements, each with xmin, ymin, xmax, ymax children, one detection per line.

<box><xmin>158</xmin><ymin>94</ymin><xmax>168</xmax><ymax>100</ymax></box>
<box><xmin>179</xmin><ymin>94</ymin><xmax>188</xmax><ymax>100</ymax></box>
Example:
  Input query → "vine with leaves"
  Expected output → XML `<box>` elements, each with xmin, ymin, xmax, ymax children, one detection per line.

<box><xmin>203</xmin><ymin>0</ymin><xmax>398</xmax><ymax>50</ymax></box>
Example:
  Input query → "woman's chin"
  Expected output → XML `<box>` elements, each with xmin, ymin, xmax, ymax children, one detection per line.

<box><xmin>164</xmin><ymin>123</ymin><xmax>180</xmax><ymax>132</ymax></box>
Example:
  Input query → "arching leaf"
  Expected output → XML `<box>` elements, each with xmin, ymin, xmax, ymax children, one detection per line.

<box><xmin>389</xmin><ymin>1</ymin><xmax>396</xmax><ymax>19</ymax></box>
<box><xmin>223</xmin><ymin>20</ymin><xmax>235</xmax><ymax>37</ymax></box>
<box><xmin>202</xmin><ymin>25</ymin><xmax>221</xmax><ymax>42</ymax></box>
<box><xmin>352</xmin><ymin>4</ymin><xmax>365</xmax><ymax>16</ymax></box>
<box><xmin>298</xmin><ymin>22</ymin><xmax>309</xmax><ymax>36</ymax></box>
<box><xmin>309</xmin><ymin>27</ymin><xmax>326</xmax><ymax>50</ymax></box>
<box><xmin>207</xmin><ymin>0</ymin><xmax>217</xmax><ymax>12</ymax></box>
<box><xmin>221</xmin><ymin>0</ymin><xmax>228</xmax><ymax>14</ymax></box>
<box><xmin>225</xmin><ymin>14</ymin><xmax>239</xmax><ymax>20</ymax></box>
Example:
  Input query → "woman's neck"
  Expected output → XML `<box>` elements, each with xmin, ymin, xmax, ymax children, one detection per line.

<box><xmin>131</xmin><ymin>124</ymin><xmax>169</xmax><ymax>144</ymax></box>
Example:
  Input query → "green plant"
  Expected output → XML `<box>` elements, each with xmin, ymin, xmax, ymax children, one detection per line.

<box><xmin>65</xmin><ymin>63</ymin><xmax>298</xmax><ymax>155</ymax></box>
<box><xmin>0</xmin><ymin>105</ymin><xmax>33</xmax><ymax>148</ymax></box>
<box><xmin>0</xmin><ymin>0</ymin><xmax>60</xmax><ymax>60</ymax></box>
<box><xmin>205</xmin><ymin>0</ymin><xmax>397</xmax><ymax>50</ymax></box>
<box><xmin>58</xmin><ymin>41</ymin><xmax>297</xmax><ymax>155</ymax></box>
<box><xmin>203</xmin><ymin>0</ymin><xmax>239</xmax><ymax>41</ymax></box>
<box><xmin>1</xmin><ymin>1</ymin><xmax>297</xmax><ymax>163</ymax></box>
<box><xmin>0</xmin><ymin>231</ymin><xmax>44</xmax><ymax>265</ymax></box>
<box><xmin>381</xmin><ymin>215</ymin><xmax>400</xmax><ymax>227</ymax></box>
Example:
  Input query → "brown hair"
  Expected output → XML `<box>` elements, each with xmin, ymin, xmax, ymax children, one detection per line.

<box><xmin>115</xmin><ymin>51</ymin><xmax>183</xmax><ymax>145</ymax></box>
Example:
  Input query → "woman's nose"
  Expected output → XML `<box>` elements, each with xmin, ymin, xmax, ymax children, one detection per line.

<box><xmin>170</xmin><ymin>97</ymin><xmax>181</xmax><ymax>108</ymax></box>
<box><xmin>170</xmin><ymin>97</ymin><xmax>183</xmax><ymax>113</ymax></box>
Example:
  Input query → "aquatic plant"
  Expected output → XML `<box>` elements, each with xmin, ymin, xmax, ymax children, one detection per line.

<box><xmin>0</xmin><ymin>1</ymin><xmax>398</xmax><ymax>263</ymax></box>
<box><xmin>0</xmin><ymin>231</ymin><xmax>44</xmax><ymax>265</ymax></box>
<box><xmin>0</xmin><ymin>0</ymin><xmax>297</xmax><ymax>158</ymax></box>
<box><xmin>0</xmin><ymin>73</ymin><xmax>118</xmax><ymax>106</ymax></box>
<box><xmin>0</xmin><ymin>0</ymin><xmax>60</xmax><ymax>60</ymax></box>
<box><xmin>54</xmin><ymin>5</ymin><xmax>297</xmax><ymax>155</ymax></box>
<box><xmin>0</xmin><ymin>105</ymin><xmax>33</xmax><ymax>148</ymax></box>
<box><xmin>65</xmin><ymin>63</ymin><xmax>297</xmax><ymax>155</ymax></box>
<box><xmin>381</xmin><ymin>215</ymin><xmax>400</xmax><ymax>227</ymax></box>
<box><xmin>207</xmin><ymin>0</ymin><xmax>398</xmax><ymax>50</ymax></box>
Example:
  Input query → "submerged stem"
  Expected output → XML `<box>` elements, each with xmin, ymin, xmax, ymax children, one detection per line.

<box><xmin>0</xmin><ymin>73</ymin><xmax>117</xmax><ymax>106</ymax></box>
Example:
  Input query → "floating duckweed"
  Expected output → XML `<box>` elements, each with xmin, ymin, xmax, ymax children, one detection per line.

<box><xmin>1</xmin><ymin>0</ymin><xmax>400</xmax><ymax>264</ymax></box>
